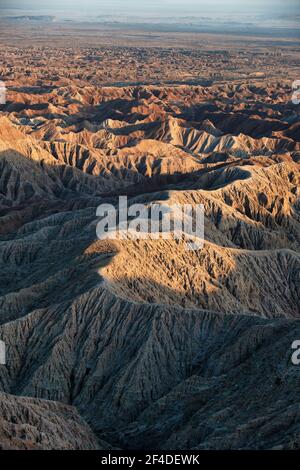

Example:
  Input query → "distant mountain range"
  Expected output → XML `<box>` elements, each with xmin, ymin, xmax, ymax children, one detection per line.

<box><xmin>4</xmin><ymin>15</ymin><xmax>56</xmax><ymax>23</ymax></box>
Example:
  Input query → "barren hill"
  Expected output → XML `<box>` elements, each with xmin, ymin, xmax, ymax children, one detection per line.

<box><xmin>0</xmin><ymin>42</ymin><xmax>299</xmax><ymax>449</ymax></box>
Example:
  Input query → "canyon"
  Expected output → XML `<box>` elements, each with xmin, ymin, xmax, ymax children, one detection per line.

<box><xmin>0</xmin><ymin>20</ymin><xmax>299</xmax><ymax>450</ymax></box>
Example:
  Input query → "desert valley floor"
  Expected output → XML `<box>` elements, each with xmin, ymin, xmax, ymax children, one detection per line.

<box><xmin>0</xmin><ymin>22</ymin><xmax>299</xmax><ymax>450</ymax></box>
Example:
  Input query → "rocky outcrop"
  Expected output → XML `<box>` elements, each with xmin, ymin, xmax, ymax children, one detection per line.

<box><xmin>0</xmin><ymin>392</ymin><xmax>102</xmax><ymax>450</ymax></box>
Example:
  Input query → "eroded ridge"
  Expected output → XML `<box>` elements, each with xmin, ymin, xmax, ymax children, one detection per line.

<box><xmin>0</xmin><ymin>37</ymin><xmax>299</xmax><ymax>450</ymax></box>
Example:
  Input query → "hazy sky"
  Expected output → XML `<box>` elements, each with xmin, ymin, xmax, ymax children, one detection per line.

<box><xmin>1</xmin><ymin>0</ymin><xmax>299</xmax><ymax>17</ymax></box>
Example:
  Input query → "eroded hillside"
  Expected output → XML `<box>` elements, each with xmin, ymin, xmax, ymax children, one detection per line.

<box><xmin>0</xmin><ymin>42</ymin><xmax>299</xmax><ymax>449</ymax></box>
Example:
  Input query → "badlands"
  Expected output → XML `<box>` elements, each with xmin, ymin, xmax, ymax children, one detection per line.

<box><xmin>0</xmin><ymin>20</ymin><xmax>299</xmax><ymax>449</ymax></box>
